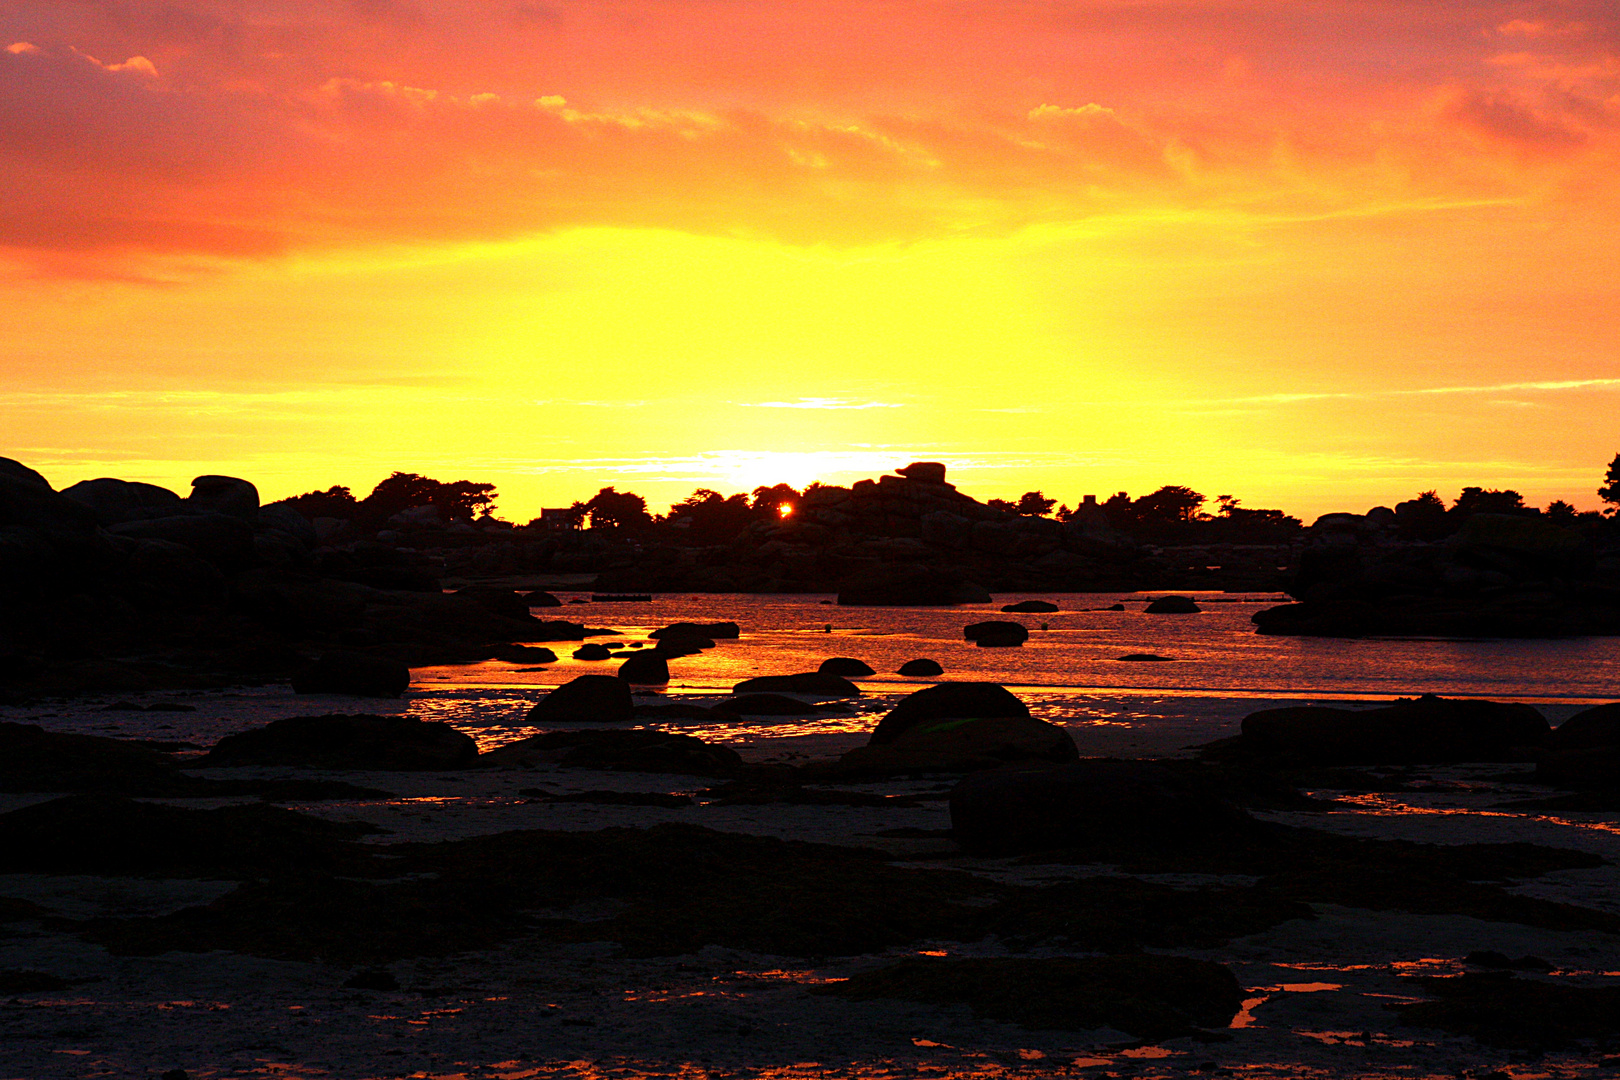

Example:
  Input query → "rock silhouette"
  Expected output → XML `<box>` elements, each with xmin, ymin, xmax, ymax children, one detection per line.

<box><xmin>818</xmin><ymin>657</ymin><xmax>875</xmax><ymax>677</ymax></box>
<box><xmin>1145</xmin><ymin>595</ymin><xmax>1200</xmax><ymax>613</ymax></box>
<box><xmin>962</xmin><ymin>620</ymin><xmax>1028</xmax><ymax>647</ymax></box>
<box><xmin>730</xmin><ymin>672</ymin><xmax>861</xmax><ymax>698</ymax></box>
<box><xmin>897</xmin><ymin>658</ymin><xmax>944</xmax><ymax>676</ymax></box>
<box><xmin>291</xmin><ymin>652</ymin><xmax>411</xmax><ymax>698</ymax></box>
<box><xmin>199</xmin><ymin>715</ymin><xmax>479</xmax><ymax>770</ymax></box>
<box><xmin>524</xmin><ymin>674</ymin><xmax>635</xmax><ymax>723</ymax></box>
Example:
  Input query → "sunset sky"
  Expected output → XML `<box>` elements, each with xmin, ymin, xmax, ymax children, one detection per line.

<box><xmin>3</xmin><ymin>1</ymin><xmax>1618</xmax><ymax>521</ymax></box>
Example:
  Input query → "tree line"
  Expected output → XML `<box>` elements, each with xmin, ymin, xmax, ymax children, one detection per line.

<box><xmin>271</xmin><ymin>454</ymin><xmax>1620</xmax><ymax>543</ymax></box>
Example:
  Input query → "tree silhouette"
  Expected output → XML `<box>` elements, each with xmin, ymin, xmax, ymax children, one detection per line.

<box><xmin>1014</xmin><ymin>491</ymin><xmax>1057</xmax><ymax>517</ymax></box>
<box><xmin>582</xmin><ymin>486</ymin><xmax>651</xmax><ymax>531</ymax></box>
<box><xmin>361</xmin><ymin>472</ymin><xmax>497</xmax><ymax>522</ymax></box>
<box><xmin>1600</xmin><ymin>454</ymin><xmax>1620</xmax><ymax>515</ymax></box>
<box><xmin>1451</xmin><ymin>486</ymin><xmax>1527</xmax><ymax>518</ymax></box>
<box><xmin>1132</xmin><ymin>485</ymin><xmax>1205</xmax><ymax>524</ymax></box>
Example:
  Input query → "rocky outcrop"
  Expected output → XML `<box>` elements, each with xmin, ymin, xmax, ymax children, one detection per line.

<box><xmin>837</xmin><ymin>567</ymin><xmax>991</xmax><ymax>606</ymax></box>
<box><xmin>831</xmin><ymin>682</ymin><xmax>1075</xmax><ymax>775</ymax></box>
<box><xmin>949</xmin><ymin>760</ymin><xmax>1257</xmax><ymax>857</ymax></box>
<box><xmin>818</xmin><ymin>657</ymin><xmax>875</xmax><ymax>677</ymax></box>
<box><xmin>897</xmin><ymin>658</ymin><xmax>944</xmax><ymax>676</ymax></box>
<box><xmin>1253</xmin><ymin>512</ymin><xmax>1619</xmax><ymax>637</ymax></box>
<box><xmin>870</xmin><ymin>682</ymin><xmax>1030</xmax><ymax>744</ymax></box>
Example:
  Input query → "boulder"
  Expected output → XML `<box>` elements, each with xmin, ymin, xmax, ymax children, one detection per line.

<box><xmin>652</xmin><ymin>635</ymin><xmax>714</xmax><ymax>658</ymax></box>
<box><xmin>453</xmin><ymin>586</ymin><xmax>532</xmax><ymax>621</ymax></box>
<box><xmin>0</xmin><ymin>457</ymin><xmax>50</xmax><ymax>489</ymax></box>
<box><xmin>837</xmin><ymin>568</ymin><xmax>991</xmax><ymax>606</ymax></box>
<box><xmin>1145</xmin><ymin>595</ymin><xmax>1201</xmax><ymax>614</ymax></box>
<box><xmin>488</xmin><ymin>645</ymin><xmax>558</xmax><ymax>663</ymax></box>
<box><xmin>897</xmin><ymin>658</ymin><xmax>944</xmax><ymax>677</ymax></box>
<box><xmin>478</xmin><ymin>729</ymin><xmax>743</xmax><ymax>776</ymax></box>
<box><xmin>837</xmin><ymin>714</ymin><xmax>1078</xmax><ymax>776</ymax></box>
<box><xmin>963</xmin><ymin>620</ymin><xmax>1029</xmax><ymax>647</ymax></box>
<box><xmin>1536</xmin><ymin>746</ymin><xmax>1620</xmax><ymax>789</ymax></box>
<box><xmin>618</xmin><ymin>651</ymin><xmax>670</xmax><ymax>684</ymax></box>
<box><xmin>199</xmin><ymin>714</ymin><xmax>478</xmax><ymax>770</ymax></box>
<box><xmin>291</xmin><ymin>652</ymin><xmax>412</xmax><ymax>698</ymax></box>
<box><xmin>896</xmin><ymin>461</ymin><xmax>948</xmax><ymax>485</ymax></box>
<box><xmin>714</xmin><ymin>693</ymin><xmax>833</xmax><ymax>716</ymax></box>
<box><xmin>949</xmin><ymin>759</ymin><xmax>1256</xmax><ymax>857</ymax></box>
<box><xmin>525</xmin><ymin>674</ymin><xmax>635</xmax><ymax>723</ymax></box>
<box><xmin>651</xmin><ymin>621</ymin><xmax>740</xmax><ymax>640</ymax></box>
<box><xmin>1553</xmin><ymin>703</ymin><xmax>1620</xmax><ymax>751</ymax></box>
<box><xmin>573</xmin><ymin>644</ymin><xmax>613</xmax><ymax>660</ymax></box>
<box><xmin>109</xmin><ymin>513</ymin><xmax>257</xmax><ymax>573</ymax></box>
<box><xmin>188</xmin><ymin>475</ymin><xmax>260</xmax><ymax>520</ymax></box>
<box><xmin>731</xmin><ymin>672</ymin><xmax>861</xmax><ymax>698</ymax></box>
<box><xmin>523</xmin><ymin>591</ymin><xmax>563</xmax><ymax>608</ymax></box>
<box><xmin>526</xmin><ymin>620</ymin><xmax>591</xmax><ymax>642</ymax></box>
<box><xmin>257</xmin><ymin>504</ymin><xmax>319</xmax><ymax>547</ymax></box>
<box><xmin>1001</xmin><ymin>600</ymin><xmax>1059</xmax><ymax>613</ymax></box>
<box><xmin>59</xmin><ymin>478</ymin><xmax>185</xmax><ymax>525</ymax></box>
<box><xmin>0</xmin><ymin>721</ymin><xmax>203</xmax><ymax>796</ymax></box>
<box><xmin>818</xmin><ymin>657</ymin><xmax>875</xmax><ymax>677</ymax></box>
<box><xmin>1224</xmin><ymin>695</ymin><xmax>1551</xmax><ymax>765</ymax></box>
<box><xmin>869</xmin><ymin>682</ymin><xmax>1029</xmax><ymax>745</ymax></box>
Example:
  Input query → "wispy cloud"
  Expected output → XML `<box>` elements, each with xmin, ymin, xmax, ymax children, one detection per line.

<box><xmin>739</xmin><ymin>398</ymin><xmax>905</xmax><ymax>410</ymax></box>
<box><xmin>1192</xmin><ymin>377</ymin><xmax>1620</xmax><ymax>408</ymax></box>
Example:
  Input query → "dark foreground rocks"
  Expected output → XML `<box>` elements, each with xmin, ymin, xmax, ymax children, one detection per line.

<box><xmin>478</xmin><ymin>729</ymin><xmax>745</xmax><ymax>776</ymax></box>
<box><xmin>949</xmin><ymin>760</ymin><xmax>1257</xmax><ymax>857</ymax></box>
<box><xmin>198</xmin><ymin>715</ymin><xmax>479</xmax><ymax>770</ymax></box>
<box><xmin>290</xmin><ymin>652</ymin><xmax>412</xmax><ymax>698</ymax></box>
<box><xmin>1205</xmin><ymin>695</ymin><xmax>1551</xmax><ymax>766</ymax></box>
<box><xmin>1394</xmin><ymin>972</ymin><xmax>1620</xmax><ymax>1049</ymax></box>
<box><xmin>816</xmin><ymin>955</ymin><xmax>1243</xmax><ymax>1038</ymax></box>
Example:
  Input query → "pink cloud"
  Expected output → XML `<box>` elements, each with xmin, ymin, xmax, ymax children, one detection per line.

<box><xmin>0</xmin><ymin>1</ymin><xmax>1617</xmax><ymax>274</ymax></box>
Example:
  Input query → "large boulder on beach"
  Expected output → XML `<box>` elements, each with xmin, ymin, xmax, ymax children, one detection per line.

<box><xmin>898</xmin><ymin>658</ymin><xmax>944</xmax><ymax>676</ymax></box>
<box><xmin>524</xmin><ymin>591</ymin><xmax>563</xmax><ymax>607</ymax></box>
<box><xmin>199</xmin><ymin>714</ymin><xmax>478</xmax><ymax>770</ymax></box>
<box><xmin>618</xmin><ymin>651</ymin><xmax>670</xmax><ymax>684</ymax></box>
<box><xmin>525</xmin><ymin>674</ymin><xmax>635</xmax><ymax>723</ymax></box>
<box><xmin>818</xmin><ymin>657</ymin><xmax>874</xmax><ymax>677</ymax></box>
<box><xmin>963</xmin><ymin>620</ymin><xmax>1028</xmax><ymax>647</ymax></box>
<box><xmin>291</xmin><ymin>652</ymin><xmax>412</xmax><ymax>698</ymax></box>
<box><xmin>949</xmin><ymin>760</ymin><xmax>1256</xmax><ymax>856</ymax></box>
<box><xmin>831</xmin><ymin>681</ymin><xmax>1074</xmax><ymax>775</ymax></box>
<box><xmin>732</xmin><ymin>672</ymin><xmax>861</xmax><ymax>698</ymax></box>
<box><xmin>1219</xmin><ymin>695</ymin><xmax>1550</xmax><ymax>765</ymax></box>
<box><xmin>1553</xmin><ymin>703</ymin><xmax>1620</xmax><ymax>751</ymax></box>
<box><xmin>836</xmin><ymin>715</ymin><xmax>1078</xmax><ymax>776</ymax></box>
<box><xmin>479</xmin><ymin>729</ymin><xmax>743</xmax><ymax>776</ymax></box>
<box><xmin>871</xmin><ymin>682</ymin><xmax>1029</xmax><ymax>745</ymax></box>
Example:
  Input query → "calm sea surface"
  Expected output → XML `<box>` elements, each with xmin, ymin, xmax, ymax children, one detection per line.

<box><xmin>416</xmin><ymin>591</ymin><xmax>1620</xmax><ymax>703</ymax></box>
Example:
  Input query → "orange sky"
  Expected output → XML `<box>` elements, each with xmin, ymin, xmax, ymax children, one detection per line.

<box><xmin>3</xmin><ymin>1</ymin><xmax>1618</xmax><ymax>521</ymax></box>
